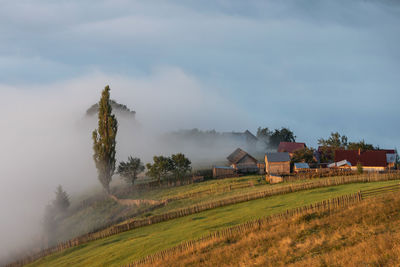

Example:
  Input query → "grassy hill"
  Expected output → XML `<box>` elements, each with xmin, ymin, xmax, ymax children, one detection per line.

<box><xmin>27</xmin><ymin>178</ymin><xmax>399</xmax><ymax>267</ymax></box>
<box><xmin>146</xmin><ymin>192</ymin><xmax>400</xmax><ymax>267</ymax></box>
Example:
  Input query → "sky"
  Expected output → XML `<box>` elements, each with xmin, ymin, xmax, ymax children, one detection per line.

<box><xmin>1</xmin><ymin>0</ymin><xmax>399</xmax><ymax>148</ymax></box>
<box><xmin>0</xmin><ymin>0</ymin><xmax>400</xmax><ymax>262</ymax></box>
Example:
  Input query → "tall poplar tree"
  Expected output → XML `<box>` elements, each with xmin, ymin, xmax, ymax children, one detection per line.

<box><xmin>92</xmin><ymin>85</ymin><xmax>118</xmax><ymax>194</ymax></box>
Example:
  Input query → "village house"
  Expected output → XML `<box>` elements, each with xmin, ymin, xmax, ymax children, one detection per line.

<box><xmin>227</xmin><ymin>148</ymin><xmax>263</xmax><ymax>174</ymax></box>
<box><xmin>265</xmin><ymin>152</ymin><xmax>291</xmax><ymax>175</ymax></box>
<box><xmin>223</xmin><ymin>130</ymin><xmax>258</xmax><ymax>152</ymax></box>
<box><xmin>277</xmin><ymin>142</ymin><xmax>306</xmax><ymax>157</ymax></box>
<box><xmin>327</xmin><ymin>160</ymin><xmax>352</xmax><ymax>169</ymax></box>
<box><xmin>334</xmin><ymin>149</ymin><xmax>396</xmax><ymax>172</ymax></box>
<box><xmin>212</xmin><ymin>166</ymin><xmax>236</xmax><ymax>179</ymax></box>
<box><xmin>294</xmin><ymin>162</ymin><xmax>311</xmax><ymax>173</ymax></box>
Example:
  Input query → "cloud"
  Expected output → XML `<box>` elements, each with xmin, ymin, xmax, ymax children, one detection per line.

<box><xmin>0</xmin><ymin>67</ymin><xmax>251</xmax><ymax>262</ymax></box>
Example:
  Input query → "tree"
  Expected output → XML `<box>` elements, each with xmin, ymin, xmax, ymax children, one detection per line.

<box><xmin>53</xmin><ymin>185</ymin><xmax>70</xmax><ymax>213</ymax></box>
<box><xmin>146</xmin><ymin>156</ymin><xmax>174</xmax><ymax>185</ymax></box>
<box><xmin>318</xmin><ymin>132</ymin><xmax>348</xmax><ymax>149</ymax></box>
<box><xmin>269</xmin><ymin>127</ymin><xmax>296</xmax><ymax>148</ymax></box>
<box><xmin>318</xmin><ymin>132</ymin><xmax>348</xmax><ymax>163</ymax></box>
<box><xmin>43</xmin><ymin>185</ymin><xmax>70</xmax><ymax>246</ymax></box>
<box><xmin>357</xmin><ymin>162</ymin><xmax>363</xmax><ymax>174</ymax></box>
<box><xmin>347</xmin><ymin>140</ymin><xmax>376</xmax><ymax>150</ymax></box>
<box><xmin>171</xmin><ymin>153</ymin><xmax>192</xmax><ymax>182</ymax></box>
<box><xmin>117</xmin><ymin>156</ymin><xmax>145</xmax><ymax>186</ymax></box>
<box><xmin>256</xmin><ymin>127</ymin><xmax>272</xmax><ymax>147</ymax></box>
<box><xmin>92</xmin><ymin>86</ymin><xmax>118</xmax><ymax>194</ymax></box>
<box><xmin>256</xmin><ymin>127</ymin><xmax>296</xmax><ymax>148</ymax></box>
<box><xmin>291</xmin><ymin>147</ymin><xmax>316</xmax><ymax>165</ymax></box>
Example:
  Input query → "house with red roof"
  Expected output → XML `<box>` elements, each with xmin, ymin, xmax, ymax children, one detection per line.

<box><xmin>334</xmin><ymin>149</ymin><xmax>396</xmax><ymax>171</ymax></box>
<box><xmin>277</xmin><ymin>142</ymin><xmax>306</xmax><ymax>157</ymax></box>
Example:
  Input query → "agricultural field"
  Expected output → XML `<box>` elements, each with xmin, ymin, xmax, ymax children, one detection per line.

<box><xmin>27</xmin><ymin>178</ymin><xmax>400</xmax><ymax>267</ymax></box>
<box><xmin>54</xmin><ymin>173</ymin><xmax>396</xmax><ymax>242</ymax></box>
<box><xmin>146</xmin><ymin>192</ymin><xmax>400</xmax><ymax>267</ymax></box>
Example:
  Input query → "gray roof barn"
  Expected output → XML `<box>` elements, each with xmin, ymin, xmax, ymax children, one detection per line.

<box><xmin>265</xmin><ymin>152</ymin><xmax>290</xmax><ymax>162</ymax></box>
<box><xmin>227</xmin><ymin>148</ymin><xmax>256</xmax><ymax>164</ymax></box>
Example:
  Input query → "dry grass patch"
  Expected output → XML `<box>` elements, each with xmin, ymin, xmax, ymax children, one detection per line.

<box><xmin>145</xmin><ymin>193</ymin><xmax>400</xmax><ymax>267</ymax></box>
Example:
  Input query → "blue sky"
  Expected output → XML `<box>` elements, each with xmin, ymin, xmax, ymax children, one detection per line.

<box><xmin>1</xmin><ymin>0</ymin><xmax>399</xmax><ymax>148</ymax></box>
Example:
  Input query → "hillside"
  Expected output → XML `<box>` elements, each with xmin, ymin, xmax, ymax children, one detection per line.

<box><xmin>146</xmin><ymin>192</ymin><xmax>400</xmax><ymax>267</ymax></box>
<box><xmin>25</xmin><ymin>177</ymin><xmax>400</xmax><ymax>267</ymax></box>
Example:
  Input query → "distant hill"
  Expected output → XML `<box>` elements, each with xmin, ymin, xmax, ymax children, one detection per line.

<box><xmin>86</xmin><ymin>100</ymin><xmax>136</xmax><ymax>118</ymax></box>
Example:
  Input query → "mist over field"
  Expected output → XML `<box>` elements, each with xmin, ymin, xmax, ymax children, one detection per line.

<box><xmin>0</xmin><ymin>70</ymin><xmax>251</xmax><ymax>263</ymax></box>
<box><xmin>1</xmin><ymin>0</ymin><xmax>400</xmax><ymax>264</ymax></box>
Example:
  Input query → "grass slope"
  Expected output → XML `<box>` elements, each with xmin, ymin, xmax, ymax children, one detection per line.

<box><xmin>28</xmin><ymin>179</ymin><xmax>399</xmax><ymax>267</ymax></box>
<box><xmin>149</xmin><ymin>192</ymin><xmax>400</xmax><ymax>266</ymax></box>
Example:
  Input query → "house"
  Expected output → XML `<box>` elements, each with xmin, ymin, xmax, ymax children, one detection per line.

<box><xmin>334</xmin><ymin>149</ymin><xmax>396</xmax><ymax>172</ymax></box>
<box><xmin>227</xmin><ymin>148</ymin><xmax>260</xmax><ymax>174</ymax></box>
<box><xmin>223</xmin><ymin>130</ymin><xmax>258</xmax><ymax>152</ymax></box>
<box><xmin>212</xmin><ymin>166</ymin><xmax>236</xmax><ymax>179</ymax></box>
<box><xmin>265</xmin><ymin>152</ymin><xmax>291</xmax><ymax>175</ymax></box>
<box><xmin>294</xmin><ymin>162</ymin><xmax>310</xmax><ymax>173</ymax></box>
<box><xmin>327</xmin><ymin>160</ymin><xmax>352</xmax><ymax>169</ymax></box>
<box><xmin>278</xmin><ymin>142</ymin><xmax>306</xmax><ymax>157</ymax></box>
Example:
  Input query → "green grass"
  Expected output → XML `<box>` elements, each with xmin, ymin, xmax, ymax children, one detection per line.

<box><xmin>28</xmin><ymin>179</ymin><xmax>400</xmax><ymax>267</ymax></box>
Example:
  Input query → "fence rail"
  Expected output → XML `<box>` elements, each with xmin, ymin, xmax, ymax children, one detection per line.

<box><xmin>127</xmin><ymin>192</ymin><xmax>364</xmax><ymax>266</ymax></box>
<box><xmin>360</xmin><ymin>183</ymin><xmax>400</xmax><ymax>199</ymax></box>
<box><xmin>6</xmin><ymin>172</ymin><xmax>400</xmax><ymax>267</ymax></box>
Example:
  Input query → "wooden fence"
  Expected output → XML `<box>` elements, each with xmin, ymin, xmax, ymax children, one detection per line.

<box><xmin>360</xmin><ymin>183</ymin><xmax>400</xmax><ymax>199</ymax></box>
<box><xmin>127</xmin><ymin>192</ymin><xmax>364</xmax><ymax>266</ymax></box>
<box><xmin>6</xmin><ymin>172</ymin><xmax>400</xmax><ymax>267</ymax></box>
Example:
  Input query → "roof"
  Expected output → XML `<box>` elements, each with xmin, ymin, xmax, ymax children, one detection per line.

<box><xmin>294</xmin><ymin>162</ymin><xmax>310</xmax><ymax>169</ymax></box>
<box><xmin>266</xmin><ymin>152</ymin><xmax>290</xmax><ymax>162</ymax></box>
<box><xmin>227</xmin><ymin>148</ymin><xmax>257</xmax><ymax>164</ymax></box>
<box><xmin>278</xmin><ymin>142</ymin><xmax>306</xmax><ymax>153</ymax></box>
<box><xmin>328</xmin><ymin>160</ymin><xmax>352</xmax><ymax>168</ymax></box>
<box><xmin>335</xmin><ymin>150</ymin><xmax>391</xmax><ymax>167</ymax></box>
<box><xmin>223</xmin><ymin>130</ymin><xmax>258</xmax><ymax>142</ymax></box>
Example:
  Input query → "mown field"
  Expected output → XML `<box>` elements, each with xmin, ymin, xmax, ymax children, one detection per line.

<box><xmin>27</xmin><ymin>179</ymin><xmax>400</xmax><ymax>267</ymax></box>
<box><xmin>147</xmin><ymin>192</ymin><xmax>400</xmax><ymax>267</ymax></box>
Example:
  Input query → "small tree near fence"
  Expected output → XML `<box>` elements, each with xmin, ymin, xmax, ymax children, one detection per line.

<box><xmin>171</xmin><ymin>153</ymin><xmax>192</xmax><ymax>182</ymax></box>
<box><xmin>146</xmin><ymin>156</ymin><xmax>174</xmax><ymax>185</ymax></box>
<box><xmin>117</xmin><ymin>156</ymin><xmax>145</xmax><ymax>186</ymax></box>
<box><xmin>357</xmin><ymin>162</ymin><xmax>363</xmax><ymax>174</ymax></box>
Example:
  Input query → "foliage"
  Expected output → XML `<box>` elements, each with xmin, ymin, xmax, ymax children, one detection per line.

<box><xmin>92</xmin><ymin>86</ymin><xmax>118</xmax><ymax>194</ymax></box>
<box><xmin>42</xmin><ymin>185</ymin><xmax>70</xmax><ymax>245</ymax></box>
<box><xmin>318</xmin><ymin>132</ymin><xmax>348</xmax><ymax>149</ymax></box>
<box><xmin>86</xmin><ymin>99</ymin><xmax>136</xmax><ymax>117</ymax></box>
<box><xmin>291</xmin><ymin>147</ymin><xmax>316</xmax><ymax>164</ymax></box>
<box><xmin>318</xmin><ymin>132</ymin><xmax>348</xmax><ymax>163</ymax></box>
<box><xmin>347</xmin><ymin>140</ymin><xmax>376</xmax><ymax>150</ymax></box>
<box><xmin>146</xmin><ymin>156</ymin><xmax>174</xmax><ymax>185</ymax></box>
<box><xmin>118</xmin><ymin>157</ymin><xmax>145</xmax><ymax>186</ymax></box>
<box><xmin>357</xmin><ymin>162</ymin><xmax>363</xmax><ymax>174</ymax></box>
<box><xmin>53</xmin><ymin>185</ymin><xmax>70</xmax><ymax>212</ymax></box>
<box><xmin>257</xmin><ymin>127</ymin><xmax>296</xmax><ymax>148</ymax></box>
<box><xmin>318</xmin><ymin>132</ymin><xmax>380</xmax><ymax>163</ymax></box>
<box><xmin>171</xmin><ymin>153</ymin><xmax>192</xmax><ymax>182</ymax></box>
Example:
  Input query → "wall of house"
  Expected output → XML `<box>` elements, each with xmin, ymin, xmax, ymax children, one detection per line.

<box><xmin>350</xmin><ymin>166</ymin><xmax>385</xmax><ymax>172</ymax></box>
<box><xmin>236</xmin><ymin>155</ymin><xmax>259</xmax><ymax>173</ymax></box>
<box><xmin>213</xmin><ymin>168</ymin><xmax>235</xmax><ymax>178</ymax></box>
<box><xmin>266</xmin><ymin>161</ymin><xmax>290</xmax><ymax>175</ymax></box>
